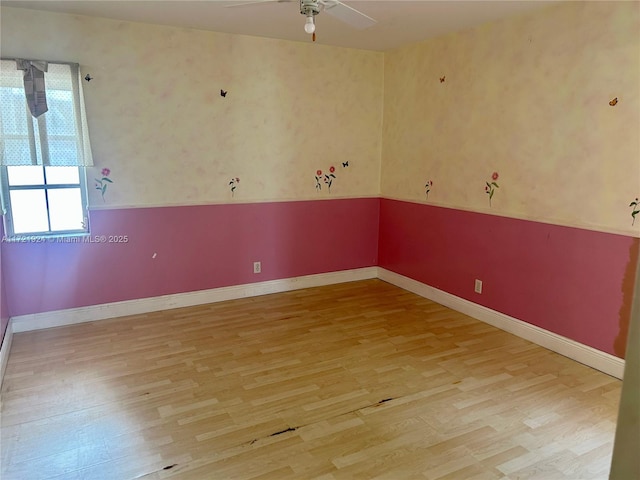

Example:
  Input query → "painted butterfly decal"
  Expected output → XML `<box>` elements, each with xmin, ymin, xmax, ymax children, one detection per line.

<box><xmin>439</xmin><ymin>76</ymin><xmax>445</xmax><ymax>83</ymax></box>
<box><xmin>220</xmin><ymin>89</ymin><xmax>228</xmax><ymax>97</ymax></box>
<box><xmin>84</xmin><ymin>74</ymin><xmax>93</xmax><ymax>82</ymax></box>
<box><xmin>342</xmin><ymin>161</ymin><xmax>349</xmax><ymax>168</ymax></box>
<box><xmin>609</xmin><ymin>97</ymin><xmax>618</xmax><ymax>106</ymax></box>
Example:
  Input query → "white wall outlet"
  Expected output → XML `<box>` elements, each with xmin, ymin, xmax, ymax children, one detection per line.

<box><xmin>253</xmin><ymin>261</ymin><xmax>261</xmax><ymax>274</ymax></box>
<box><xmin>474</xmin><ymin>279</ymin><xmax>482</xmax><ymax>294</ymax></box>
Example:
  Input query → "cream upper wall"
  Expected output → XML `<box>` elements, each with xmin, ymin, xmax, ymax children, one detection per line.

<box><xmin>0</xmin><ymin>7</ymin><xmax>384</xmax><ymax>207</ymax></box>
<box><xmin>381</xmin><ymin>1</ymin><xmax>640</xmax><ymax>236</ymax></box>
<box><xmin>2</xmin><ymin>3</ymin><xmax>639</xmax><ymax>235</ymax></box>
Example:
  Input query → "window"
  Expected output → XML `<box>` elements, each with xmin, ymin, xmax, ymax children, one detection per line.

<box><xmin>0</xmin><ymin>59</ymin><xmax>93</xmax><ymax>237</ymax></box>
<box><xmin>2</xmin><ymin>166</ymin><xmax>87</xmax><ymax>235</ymax></box>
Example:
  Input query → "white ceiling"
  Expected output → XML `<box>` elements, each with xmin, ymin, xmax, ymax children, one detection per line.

<box><xmin>2</xmin><ymin>0</ymin><xmax>557</xmax><ymax>51</ymax></box>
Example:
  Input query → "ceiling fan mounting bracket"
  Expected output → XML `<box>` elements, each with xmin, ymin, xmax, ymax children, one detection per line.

<box><xmin>300</xmin><ymin>0</ymin><xmax>320</xmax><ymax>17</ymax></box>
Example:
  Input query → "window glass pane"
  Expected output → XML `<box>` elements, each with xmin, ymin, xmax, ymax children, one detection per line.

<box><xmin>9</xmin><ymin>189</ymin><xmax>49</xmax><ymax>234</ymax></box>
<box><xmin>45</xmin><ymin>166</ymin><xmax>79</xmax><ymax>185</ymax></box>
<box><xmin>48</xmin><ymin>188</ymin><xmax>84</xmax><ymax>231</ymax></box>
<box><xmin>7</xmin><ymin>166</ymin><xmax>44</xmax><ymax>186</ymax></box>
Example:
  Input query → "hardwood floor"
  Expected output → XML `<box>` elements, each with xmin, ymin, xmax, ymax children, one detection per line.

<box><xmin>1</xmin><ymin>280</ymin><xmax>621</xmax><ymax>479</ymax></box>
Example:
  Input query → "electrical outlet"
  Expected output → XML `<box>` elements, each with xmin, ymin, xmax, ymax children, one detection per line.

<box><xmin>474</xmin><ymin>279</ymin><xmax>482</xmax><ymax>294</ymax></box>
<box><xmin>253</xmin><ymin>261</ymin><xmax>261</xmax><ymax>274</ymax></box>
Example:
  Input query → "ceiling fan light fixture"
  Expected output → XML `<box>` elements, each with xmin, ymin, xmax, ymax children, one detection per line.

<box><xmin>304</xmin><ymin>15</ymin><xmax>316</xmax><ymax>34</ymax></box>
<box><xmin>300</xmin><ymin>0</ymin><xmax>320</xmax><ymax>35</ymax></box>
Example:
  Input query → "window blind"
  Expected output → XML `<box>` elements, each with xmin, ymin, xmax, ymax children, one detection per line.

<box><xmin>0</xmin><ymin>59</ymin><xmax>93</xmax><ymax>166</ymax></box>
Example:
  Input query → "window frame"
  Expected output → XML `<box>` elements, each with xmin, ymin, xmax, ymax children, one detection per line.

<box><xmin>1</xmin><ymin>165</ymin><xmax>89</xmax><ymax>238</ymax></box>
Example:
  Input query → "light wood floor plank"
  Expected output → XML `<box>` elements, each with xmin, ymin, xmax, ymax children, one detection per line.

<box><xmin>1</xmin><ymin>280</ymin><xmax>621</xmax><ymax>479</ymax></box>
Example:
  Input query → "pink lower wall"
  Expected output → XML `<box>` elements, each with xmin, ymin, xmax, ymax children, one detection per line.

<box><xmin>3</xmin><ymin>196</ymin><xmax>637</xmax><ymax>360</ymax></box>
<box><xmin>378</xmin><ymin>198</ymin><xmax>639</xmax><ymax>358</ymax></box>
<box><xmin>3</xmin><ymin>198</ymin><xmax>380</xmax><ymax>317</ymax></box>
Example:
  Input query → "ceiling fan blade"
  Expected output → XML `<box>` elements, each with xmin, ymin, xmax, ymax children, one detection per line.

<box><xmin>320</xmin><ymin>1</ymin><xmax>377</xmax><ymax>29</ymax></box>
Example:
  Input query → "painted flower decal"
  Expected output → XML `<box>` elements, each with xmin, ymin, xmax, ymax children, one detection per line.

<box><xmin>485</xmin><ymin>172</ymin><xmax>499</xmax><ymax>207</ymax></box>
<box><xmin>314</xmin><ymin>167</ymin><xmax>337</xmax><ymax>192</ymax></box>
<box><xmin>229</xmin><ymin>177</ymin><xmax>240</xmax><ymax>196</ymax></box>
<box><xmin>425</xmin><ymin>180</ymin><xmax>433</xmax><ymax>199</ymax></box>
<box><xmin>630</xmin><ymin>197</ymin><xmax>639</xmax><ymax>226</ymax></box>
<box><xmin>95</xmin><ymin>167</ymin><xmax>113</xmax><ymax>201</ymax></box>
<box><xmin>323</xmin><ymin>166</ymin><xmax>337</xmax><ymax>192</ymax></box>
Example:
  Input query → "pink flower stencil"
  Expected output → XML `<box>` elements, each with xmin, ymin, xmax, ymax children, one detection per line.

<box><xmin>485</xmin><ymin>172</ymin><xmax>499</xmax><ymax>207</ymax></box>
<box><xmin>95</xmin><ymin>167</ymin><xmax>113</xmax><ymax>202</ymax></box>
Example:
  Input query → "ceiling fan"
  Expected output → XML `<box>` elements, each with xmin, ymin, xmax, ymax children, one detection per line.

<box><xmin>226</xmin><ymin>0</ymin><xmax>377</xmax><ymax>40</ymax></box>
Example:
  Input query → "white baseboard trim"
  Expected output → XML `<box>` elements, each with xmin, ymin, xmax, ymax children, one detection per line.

<box><xmin>0</xmin><ymin>321</ymin><xmax>13</xmax><ymax>391</ymax></box>
<box><xmin>5</xmin><ymin>266</ymin><xmax>624</xmax><ymax>381</ymax></box>
<box><xmin>10</xmin><ymin>267</ymin><xmax>378</xmax><ymax>334</ymax></box>
<box><xmin>377</xmin><ymin>268</ymin><xmax>625</xmax><ymax>379</ymax></box>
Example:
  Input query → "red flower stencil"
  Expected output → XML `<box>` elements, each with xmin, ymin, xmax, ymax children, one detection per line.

<box><xmin>315</xmin><ymin>166</ymin><xmax>337</xmax><ymax>192</ymax></box>
<box><xmin>95</xmin><ymin>167</ymin><xmax>113</xmax><ymax>202</ymax></box>
<box><xmin>485</xmin><ymin>172</ymin><xmax>499</xmax><ymax>207</ymax></box>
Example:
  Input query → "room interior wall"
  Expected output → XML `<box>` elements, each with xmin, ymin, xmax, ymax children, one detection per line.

<box><xmin>381</xmin><ymin>1</ymin><xmax>639</xmax><ymax>235</ymax></box>
<box><xmin>4</xmin><ymin>199</ymin><xmax>380</xmax><ymax>317</ymax></box>
<box><xmin>379</xmin><ymin>1</ymin><xmax>640</xmax><ymax>358</ymax></box>
<box><xmin>1</xmin><ymin>7</ymin><xmax>384</xmax><ymax>207</ymax></box>
<box><xmin>379</xmin><ymin>199</ymin><xmax>639</xmax><ymax>357</ymax></box>
<box><xmin>0</xmin><ymin>6</ymin><xmax>384</xmax><ymax>317</ymax></box>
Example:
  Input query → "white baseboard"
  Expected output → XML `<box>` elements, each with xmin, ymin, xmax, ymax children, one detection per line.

<box><xmin>10</xmin><ymin>267</ymin><xmax>378</xmax><ymax>334</ymax></box>
<box><xmin>377</xmin><ymin>268</ymin><xmax>625</xmax><ymax>379</ymax></box>
<box><xmin>0</xmin><ymin>321</ymin><xmax>13</xmax><ymax>391</ymax></box>
<box><xmin>5</xmin><ymin>266</ymin><xmax>624</xmax><ymax>382</ymax></box>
